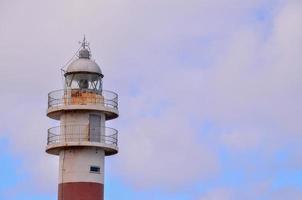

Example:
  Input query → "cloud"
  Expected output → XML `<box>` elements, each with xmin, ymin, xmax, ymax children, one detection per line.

<box><xmin>268</xmin><ymin>187</ymin><xmax>302</xmax><ymax>200</ymax></box>
<box><xmin>0</xmin><ymin>0</ymin><xmax>301</xmax><ymax>198</ymax></box>
<box><xmin>116</xmin><ymin>112</ymin><xmax>218</xmax><ymax>189</ymax></box>
<box><xmin>110</xmin><ymin>0</ymin><xmax>302</xmax><ymax>192</ymax></box>
<box><xmin>198</xmin><ymin>182</ymin><xmax>302</xmax><ymax>200</ymax></box>
<box><xmin>220</xmin><ymin>130</ymin><xmax>261</xmax><ymax>151</ymax></box>
<box><xmin>199</xmin><ymin>188</ymin><xmax>233</xmax><ymax>200</ymax></box>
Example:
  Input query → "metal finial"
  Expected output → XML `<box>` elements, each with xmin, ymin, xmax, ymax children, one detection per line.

<box><xmin>79</xmin><ymin>35</ymin><xmax>91</xmax><ymax>59</ymax></box>
<box><xmin>81</xmin><ymin>35</ymin><xmax>89</xmax><ymax>49</ymax></box>
<box><xmin>79</xmin><ymin>35</ymin><xmax>89</xmax><ymax>49</ymax></box>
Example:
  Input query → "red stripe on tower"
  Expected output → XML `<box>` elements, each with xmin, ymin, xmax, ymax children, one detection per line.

<box><xmin>58</xmin><ymin>182</ymin><xmax>104</xmax><ymax>200</ymax></box>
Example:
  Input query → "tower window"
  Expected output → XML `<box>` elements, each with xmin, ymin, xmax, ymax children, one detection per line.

<box><xmin>90</xmin><ymin>166</ymin><xmax>100</xmax><ymax>173</ymax></box>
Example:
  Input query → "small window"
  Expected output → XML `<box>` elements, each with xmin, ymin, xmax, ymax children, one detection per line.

<box><xmin>90</xmin><ymin>166</ymin><xmax>100</xmax><ymax>173</ymax></box>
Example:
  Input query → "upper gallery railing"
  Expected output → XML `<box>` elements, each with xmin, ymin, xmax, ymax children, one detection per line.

<box><xmin>48</xmin><ymin>89</ymin><xmax>118</xmax><ymax>110</ymax></box>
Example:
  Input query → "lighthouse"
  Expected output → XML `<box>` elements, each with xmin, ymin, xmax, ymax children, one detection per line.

<box><xmin>46</xmin><ymin>38</ymin><xmax>119</xmax><ymax>200</ymax></box>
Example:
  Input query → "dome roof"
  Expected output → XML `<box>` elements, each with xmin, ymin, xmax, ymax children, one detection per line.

<box><xmin>65</xmin><ymin>58</ymin><xmax>103</xmax><ymax>77</ymax></box>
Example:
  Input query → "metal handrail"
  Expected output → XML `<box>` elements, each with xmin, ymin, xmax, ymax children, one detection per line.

<box><xmin>48</xmin><ymin>89</ymin><xmax>118</xmax><ymax>109</ymax></box>
<box><xmin>47</xmin><ymin>125</ymin><xmax>118</xmax><ymax>147</ymax></box>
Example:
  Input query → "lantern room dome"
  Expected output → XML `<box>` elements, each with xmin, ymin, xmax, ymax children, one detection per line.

<box><xmin>65</xmin><ymin>37</ymin><xmax>103</xmax><ymax>77</ymax></box>
<box><xmin>65</xmin><ymin>58</ymin><xmax>103</xmax><ymax>77</ymax></box>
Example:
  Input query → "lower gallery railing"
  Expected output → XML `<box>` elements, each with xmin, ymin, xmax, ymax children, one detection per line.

<box><xmin>47</xmin><ymin>125</ymin><xmax>118</xmax><ymax>147</ymax></box>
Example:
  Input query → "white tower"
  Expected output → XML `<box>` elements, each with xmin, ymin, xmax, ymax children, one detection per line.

<box><xmin>46</xmin><ymin>38</ymin><xmax>119</xmax><ymax>200</ymax></box>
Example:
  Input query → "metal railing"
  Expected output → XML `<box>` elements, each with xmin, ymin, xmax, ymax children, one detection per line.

<box><xmin>48</xmin><ymin>89</ymin><xmax>118</xmax><ymax>109</ymax></box>
<box><xmin>47</xmin><ymin>124</ymin><xmax>118</xmax><ymax>147</ymax></box>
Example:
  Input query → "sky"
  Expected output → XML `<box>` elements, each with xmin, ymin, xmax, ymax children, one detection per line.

<box><xmin>0</xmin><ymin>0</ymin><xmax>302</xmax><ymax>199</ymax></box>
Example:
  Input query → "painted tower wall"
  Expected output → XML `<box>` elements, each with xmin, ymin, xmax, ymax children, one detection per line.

<box><xmin>58</xmin><ymin>111</ymin><xmax>106</xmax><ymax>200</ymax></box>
<box><xmin>58</xmin><ymin>147</ymin><xmax>105</xmax><ymax>200</ymax></box>
<box><xmin>59</xmin><ymin>148</ymin><xmax>105</xmax><ymax>184</ymax></box>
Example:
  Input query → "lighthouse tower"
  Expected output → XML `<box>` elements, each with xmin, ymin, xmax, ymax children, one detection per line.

<box><xmin>46</xmin><ymin>38</ymin><xmax>119</xmax><ymax>200</ymax></box>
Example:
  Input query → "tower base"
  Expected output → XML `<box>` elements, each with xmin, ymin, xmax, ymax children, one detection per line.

<box><xmin>58</xmin><ymin>182</ymin><xmax>104</xmax><ymax>200</ymax></box>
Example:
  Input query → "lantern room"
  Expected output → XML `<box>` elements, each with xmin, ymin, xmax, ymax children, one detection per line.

<box><xmin>64</xmin><ymin>42</ymin><xmax>103</xmax><ymax>93</ymax></box>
